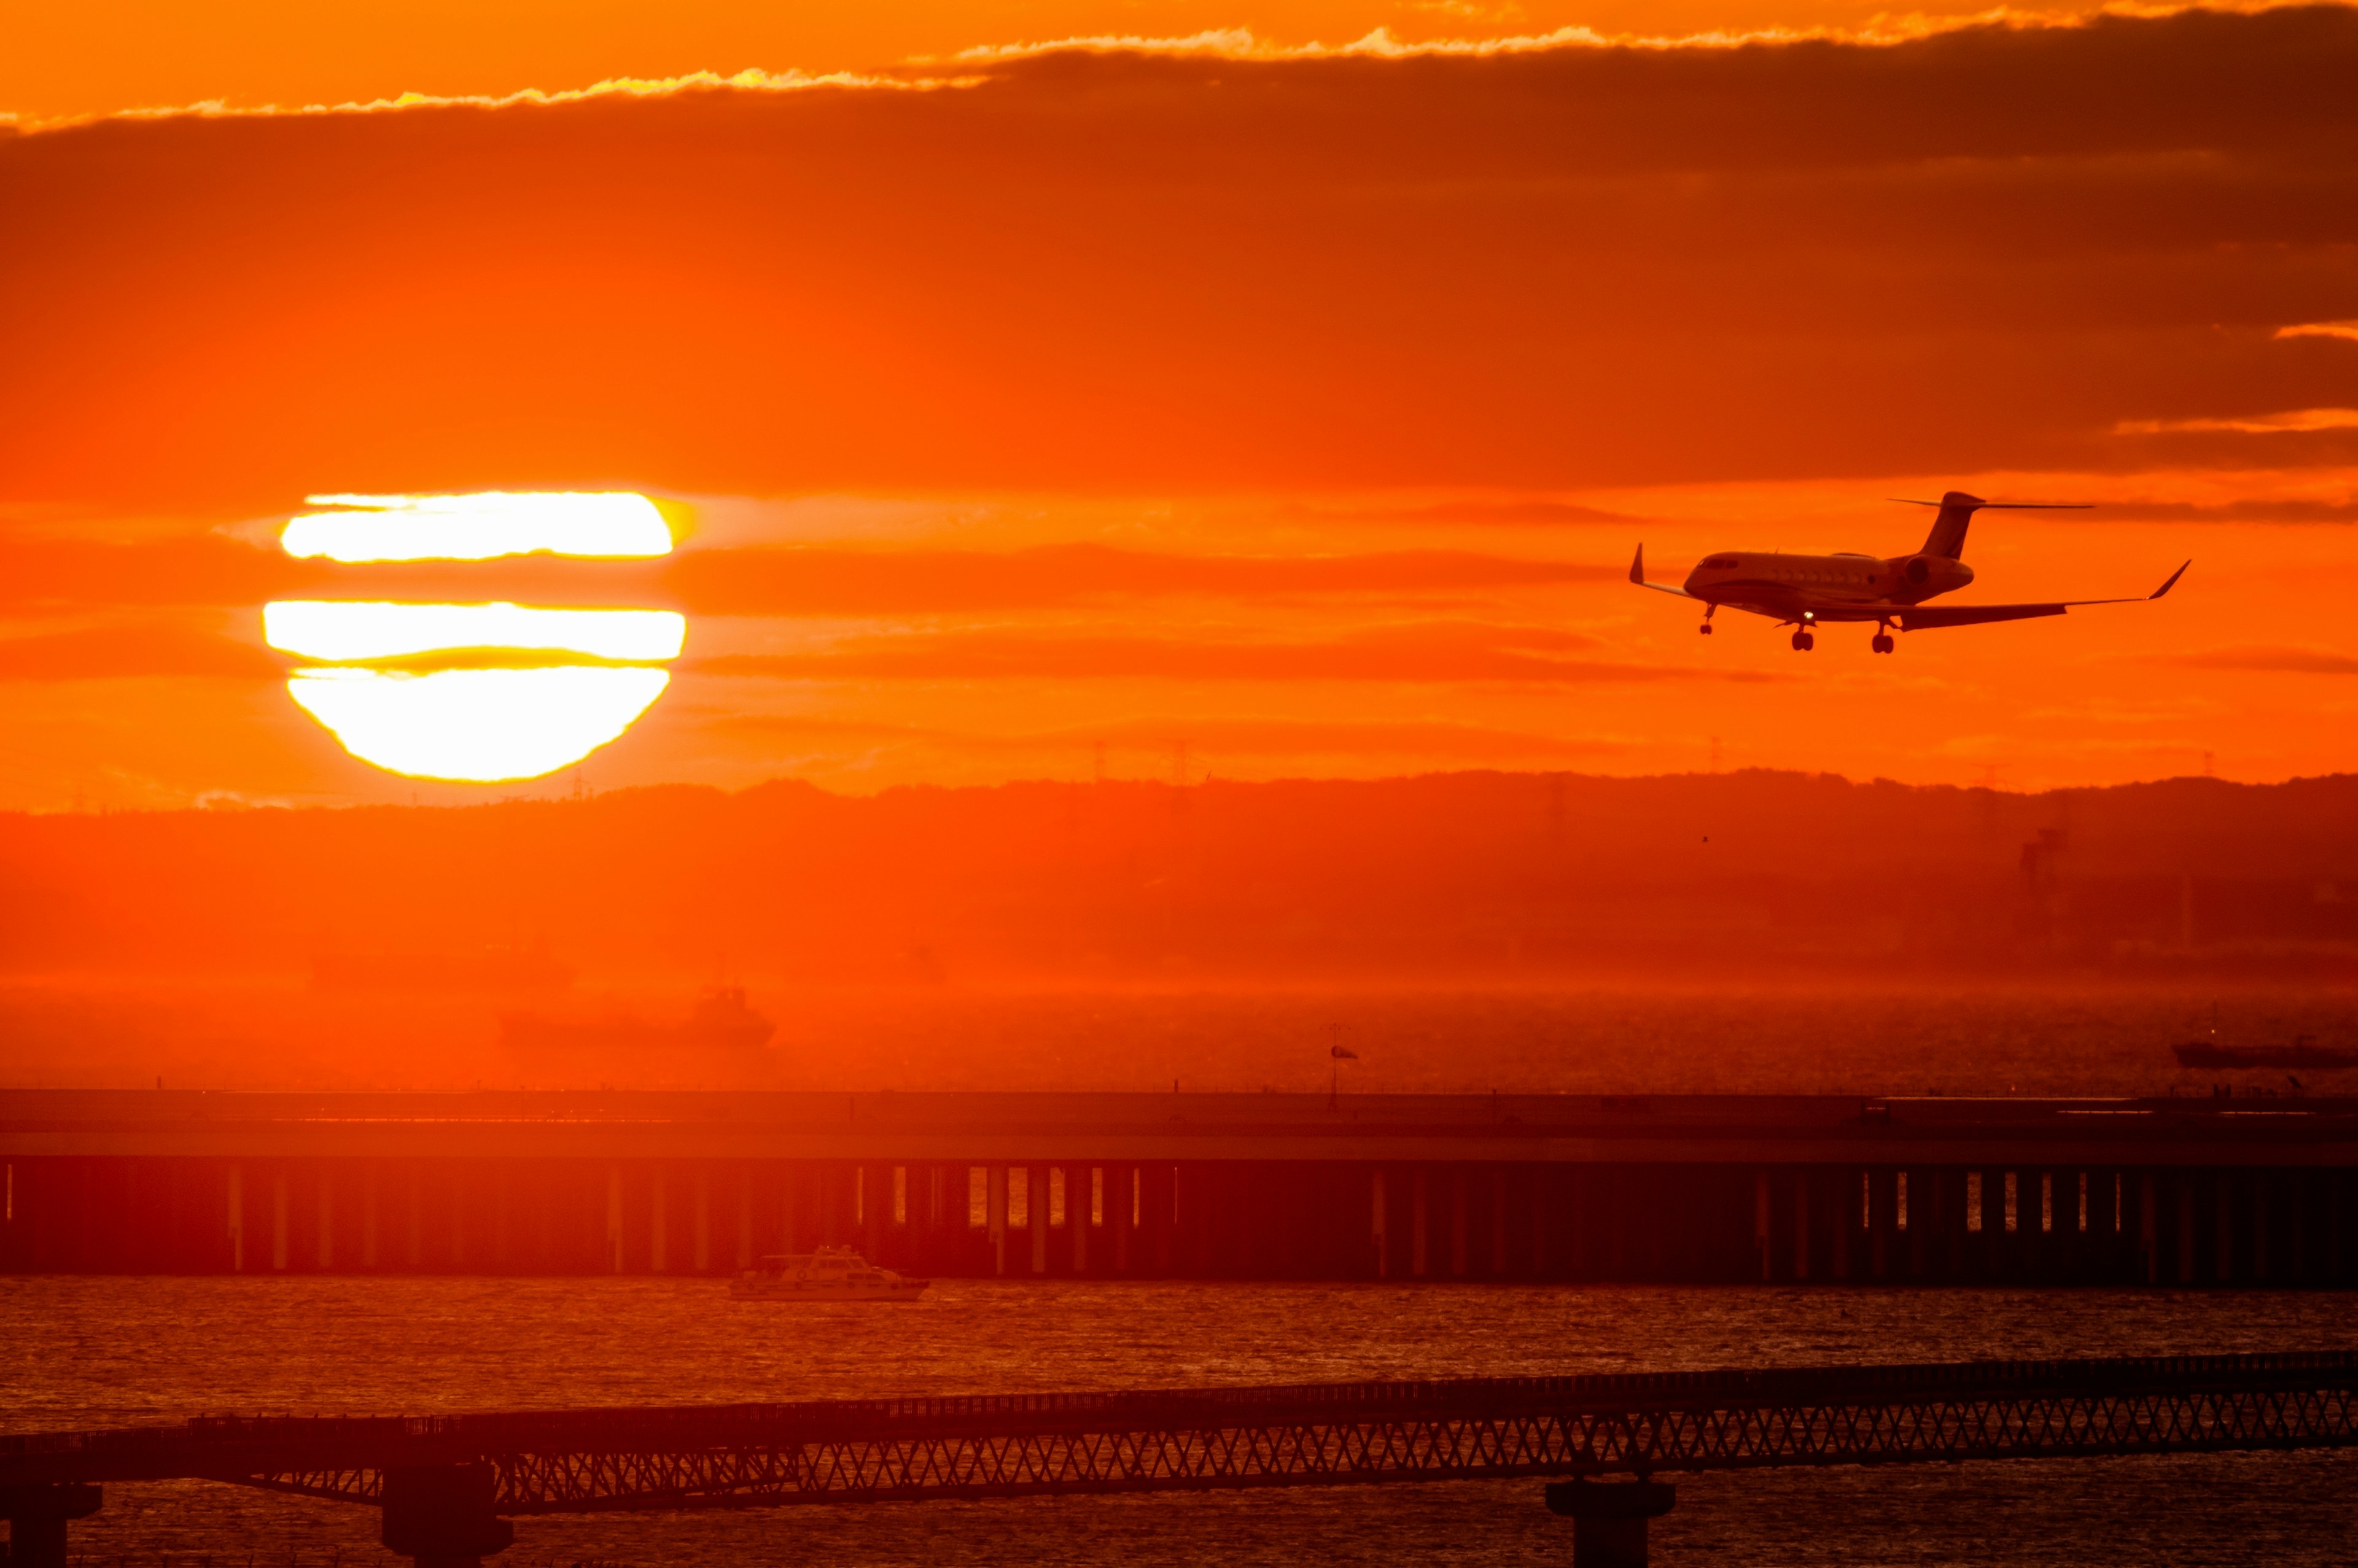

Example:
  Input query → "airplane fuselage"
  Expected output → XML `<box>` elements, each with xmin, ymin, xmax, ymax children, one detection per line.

<box><xmin>1681</xmin><ymin>549</ymin><xmax>1975</xmax><ymax>624</ymax></box>
<box><xmin>1630</xmin><ymin>491</ymin><xmax>2185</xmax><ymax>652</ymax></box>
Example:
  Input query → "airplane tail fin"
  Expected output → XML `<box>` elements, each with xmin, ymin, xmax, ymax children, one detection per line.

<box><xmin>1891</xmin><ymin>491</ymin><xmax>2093</xmax><ymax>559</ymax></box>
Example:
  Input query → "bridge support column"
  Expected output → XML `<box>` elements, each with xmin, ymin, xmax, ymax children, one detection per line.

<box><xmin>381</xmin><ymin>1465</ymin><xmax>513</xmax><ymax>1568</ymax></box>
<box><xmin>1546</xmin><ymin>1479</ymin><xmax>1674</xmax><ymax>1568</ymax></box>
<box><xmin>1</xmin><ymin>1483</ymin><xmax>103</xmax><ymax>1568</ymax></box>
<box><xmin>227</xmin><ymin>1163</ymin><xmax>244</xmax><ymax>1271</ymax></box>
<box><xmin>988</xmin><ymin>1165</ymin><xmax>1008</xmax><ymax>1275</ymax></box>
<box><xmin>1753</xmin><ymin>1170</ymin><xmax>1770</xmax><ymax>1281</ymax></box>
<box><xmin>1029</xmin><ymin>1164</ymin><xmax>1049</xmax><ymax>1275</ymax></box>
<box><xmin>1411</xmin><ymin>1168</ymin><xmax>1429</xmax><ymax>1277</ymax></box>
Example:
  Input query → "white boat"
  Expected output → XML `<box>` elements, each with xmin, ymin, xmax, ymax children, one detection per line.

<box><xmin>728</xmin><ymin>1245</ymin><xmax>930</xmax><ymax>1302</ymax></box>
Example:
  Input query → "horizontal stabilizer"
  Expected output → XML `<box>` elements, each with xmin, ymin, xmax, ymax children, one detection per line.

<box><xmin>1894</xmin><ymin>491</ymin><xmax>2093</xmax><ymax>561</ymax></box>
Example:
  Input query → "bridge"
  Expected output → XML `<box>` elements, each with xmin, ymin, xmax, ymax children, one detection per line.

<box><xmin>7</xmin><ymin>1089</ymin><xmax>2357</xmax><ymax>1287</ymax></box>
<box><xmin>6</xmin><ymin>1353</ymin><xmax>2356</xmax><ymax>1567</ymax></box>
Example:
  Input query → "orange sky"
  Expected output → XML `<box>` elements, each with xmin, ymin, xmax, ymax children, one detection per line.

<box><xmin>2</xmin><ymin>3</ymin><xmax>2355</xmax><ymax>809</ymax></box>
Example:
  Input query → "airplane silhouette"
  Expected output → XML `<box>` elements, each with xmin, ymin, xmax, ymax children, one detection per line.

<box><xmin>1630</xmin><ymin>491</ymin><xmax>2189</xmax><ymax>653</ymax></box>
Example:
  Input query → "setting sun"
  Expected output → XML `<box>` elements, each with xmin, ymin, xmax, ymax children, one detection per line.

<box><xmin>284</xmin><ymin>665</ymin><xmax>673</xmax><ymax>781</ymax></box>
<box><xmin>265</xmin><ymin>492</ymin><xmax>686</xmax><ymax>781</ymax></box>
<box><xmin>282</xmin><ymin>491</ymin><xmax>677</xmax><ymax>562</ymax></box>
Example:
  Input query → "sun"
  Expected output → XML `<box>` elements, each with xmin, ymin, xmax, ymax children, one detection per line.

<box><xmin>265</xmin><ymin>494</ymin><xmax>687</xmax><ymax>783</ymax></box>
<box><xmin>283</xmin><ymin>666</ymin><xmax>675</xmax><ymax>783</ymax></box>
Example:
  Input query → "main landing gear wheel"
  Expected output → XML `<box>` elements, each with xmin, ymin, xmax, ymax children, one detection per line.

<box><xmin>1791</xmin><ymin>630</ymin><xmax>1815</xmax><ymax>652</ymax></box>
<box><xmin>1872</xmin><ymin>632</ymin><xmax>1895</xmax><ymax>654</ymax></box>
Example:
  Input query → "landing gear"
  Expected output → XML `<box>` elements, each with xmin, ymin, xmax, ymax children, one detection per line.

<box><xmin>1699</xmin><ymin>622</ymin><xmax>1713</xmax><ymax>635</ymax></box>
<box><xmin>1871</xmin><ymin>632</ymin><xmax>1895</xmax><ymax>654</ymax></box>
<box><xmin>1700</xmin><ymin>606</ymin><xmax>1716</xmax><ymax>636</ymax></box>
<box><xmin>1790</xmin><ymin>630</ymin><xmax>1815</xmax><ymax>652</ymax></box>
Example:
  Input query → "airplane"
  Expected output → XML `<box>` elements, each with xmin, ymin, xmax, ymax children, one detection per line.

<box><xmin>1628</xmin><ymin>491</ymin><xmax>2189</xmax><ymax>653</ymax></box>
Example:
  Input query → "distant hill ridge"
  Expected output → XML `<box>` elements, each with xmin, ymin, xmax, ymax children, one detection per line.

<box><xmin>4</xmin><ymin>769</ymin><xmax>2354</xmax><ymax>976</ymax></box>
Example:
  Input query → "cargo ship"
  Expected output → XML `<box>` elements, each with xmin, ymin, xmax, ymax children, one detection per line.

<box><xmin>2172</xmin><ymin>1034</ymin><xmax>2358</xmax><ymax>1071</ymax></box>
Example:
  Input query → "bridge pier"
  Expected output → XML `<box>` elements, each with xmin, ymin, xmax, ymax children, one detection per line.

<box><xmin>10</xmin><ymin>1096</ymin><xmax>2358</xmax><ymax>1284</ymax></box>
<box><xmin>1546</xmin><ymin>1479</ymin><xmax>1675</xmax><ymax>1568</ymax></box>
<box><xmin>0</xmin><ymin>1483</ymin><xmax>102</xmax><ymax>1568</ymax></box>
<box><xmin>381</xmin><ymin>1465</ymin><xmax>513</xmax><ymax>1568</ymax></box>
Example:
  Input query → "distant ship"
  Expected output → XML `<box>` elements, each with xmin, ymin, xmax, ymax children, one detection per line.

<box><xmin>500</xmin><ymin>984</ymin><xmax>775</xmax><ymax>1056</ymax></box>
<box><xmin>2173</xmin><ymin>1034</ymin><xmax>2358</xmax><ymax>1071</ymax></box>
<box><xmin>730</xmin><ymin>1246</ymin><xmax>930</xmax><ymax>1302</ymax></box>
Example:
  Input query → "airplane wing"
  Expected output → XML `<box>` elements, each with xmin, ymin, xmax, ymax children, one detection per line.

<box><xmin>1895</xmin><ymin>561</ymin><xmax>2189</xmax><ymax>632</ymax></box>
<box><xmin>1628</xmin><ymin>544</ymin><xmax>1695</xmax><ymax>597</ymax></box>
<box><xmin>1898</xmin><ymin>603</ymin><xmax>2069</xmax><ymax>629</ymax></box>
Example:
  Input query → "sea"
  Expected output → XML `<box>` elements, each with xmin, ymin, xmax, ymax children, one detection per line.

<box><xmin>10</xmin><ymin>974</ymin><xmax>2358</xmax><ymax>1561</ymax></box>
<box><xmin>6</xmin><ymin>1276</ymin><xmax>2357</xmax><ymax>1567</ymax></box>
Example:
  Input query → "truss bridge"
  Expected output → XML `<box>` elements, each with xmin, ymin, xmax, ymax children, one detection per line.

<box><xmin>6</xmin><ymin>1353</ymin><xmax>2356</xmax><ymax>1567</ymax></box>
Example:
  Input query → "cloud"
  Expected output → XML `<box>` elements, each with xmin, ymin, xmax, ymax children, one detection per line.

<box><xmin>2276</xmin><ymin>321</ymin><xmax>2358</xmax><ymax>344</ymax></box>
<box><xmin>715</xmin><ymin>710</ymin><xmax>1629</xmax><ymax>759</ymax></box>
<box><xmin>14</xmin><ymin>68</ymin><xmax>930</xmax><ymax>136</ymax></box>
<box><xmin>30</xmin><ymin>11</ymin><xmax>2257</xmax><ymax>137</ymax></box>
<box><xmin>1279</xmin><ymin>499</ymin><xmax>1656</xmax><ymax>527</ymax></box>
<box><xmin>6</xmin><ymin>7</ymin><xmax>2358</xmax><ymax>508</ymax></box>
<box><xmin>2114</xmin><ymin>409</ymin><xmax>2358</xmax><ymax>436</ymax></box>
<box><xmin>2165</xmin><ymin>644</ymin><xmax>2358</xmax><ymax>676</ymax></box>
<box><xmin>666</xmin><ymin>544</ymin><xmax>1613</xmax><ymax>614</ymax></box>
<box><xmin>1064</xmin><ymin>716</ymin><xmax>1632</xmax><ymax>758</ymax></box>
<box><xmin>689</xmin><ymin>620</ymin><xmax>1775</xmax><ymax>684</ymax></box>
<box><xmin>0</xmin><ymin>625</ymin><xmax>286</xmax><ymax>681</ymax></box>
<box><xmin>2096</xmin><ymin>495</ymin><xmax>2358</xmax><ymax>523</ymax></box>
<box><xmin>0</xmin><ymin>535</ymin><xmax>311</xmax><ymax>613</ymax></box>
<box><xmin>0</xmin><ymin>536</ymin><xmax>1611</xmax><ymax>614</ymax></box>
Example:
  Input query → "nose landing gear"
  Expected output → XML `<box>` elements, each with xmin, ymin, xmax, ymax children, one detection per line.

<box><xmin>1790</xmin><ymin>629</ymin><xmax>1815</xmax><ymax>652</ymax></box>
<box><xmin>1700</xmin><ymin>606</ymin><xmax>1716</xmax><ymax>636</ymax></box>
<box><xmin>1871</xmin><ymin>632</ymin><xmax>1895</xmax><ymax>654</ymax></box>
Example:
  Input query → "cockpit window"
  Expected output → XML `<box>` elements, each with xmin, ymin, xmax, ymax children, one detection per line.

<box><xmin>1703</xmin><ymin>555</ymin><xmax>1738</xmax><ymax>569</ymax></box>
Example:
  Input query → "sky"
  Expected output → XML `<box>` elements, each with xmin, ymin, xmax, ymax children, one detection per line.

<box><xmin>0</xmin><ymin>0</ymin><xmax>2173</xmax><ymax>129</ymax></box>
<box><xmin>2</xmin><ymin>1</ymin><xmax>2355</xmax><ymax>810</ymax></box>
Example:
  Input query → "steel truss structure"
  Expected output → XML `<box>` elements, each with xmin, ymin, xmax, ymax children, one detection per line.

<box><xmin>8</xmin><ymin>1354</ymin><xmax>2357</xmax><ymax>1516</ymax></box>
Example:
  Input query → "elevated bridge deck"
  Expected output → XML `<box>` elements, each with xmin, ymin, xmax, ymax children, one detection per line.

<box><xmin>6</xmin><ymin>1090</ymin><xmax>2354</xmax><ymax>1284</ymax></box>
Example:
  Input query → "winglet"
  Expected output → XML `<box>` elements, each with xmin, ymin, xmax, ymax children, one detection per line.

<box><xmin>1630</xmin><ymin>544</ymin><xmax>1646</xmax><ymax>586</ymax></box>
<box><xmin>2151</xmin><ymin>560</ymin><xmax>2190</xmax><ymax>599</ymax></box>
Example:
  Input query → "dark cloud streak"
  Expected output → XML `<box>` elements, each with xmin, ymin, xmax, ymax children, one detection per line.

<box><xmin>4</xmin><ymin>7</ymin><xmax>2356</xmax><ymax>506</ymax></box>
<box><xmin>0</xmin><ymin>625</ymin><xmax>284</xmax><ymax>681</ymax></box>
<box><xmin>689</xmin><ymin>621</ymin><xmax>1779</xmax><ymax>685</ymax></box>
<box><xmin>0</xmin><ymin>538</ymin><xmax>1617</xmax><ymax>613</ymax></box>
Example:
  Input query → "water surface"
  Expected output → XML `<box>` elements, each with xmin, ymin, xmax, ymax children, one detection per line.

<box><xmin>7</xmin><ymin>1278</ymin><xmax>2354</xmax><ymax>1566</ymax></box>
